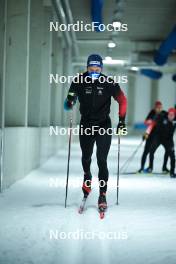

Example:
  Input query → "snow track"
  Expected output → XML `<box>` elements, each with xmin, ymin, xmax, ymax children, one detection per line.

<box><xmin>0</xmin><ymin>136</ymin><xmax>176</xmax><ymax>264</ymax></box>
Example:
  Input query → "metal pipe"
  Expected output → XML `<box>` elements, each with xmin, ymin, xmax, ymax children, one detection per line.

<box><xmin>0</xmin><ymin>0</ymin><xmax>7</xmax><ymax>192</ymax></box>
<box><xmin>61</xmin><ymin>0</ymin><xmax>79</xmax><ymax>57</ymax></box>
<box><xmin>52</xmin><ymin>0</ymin><xmax>72</xmax><ymax>48</ymax></box>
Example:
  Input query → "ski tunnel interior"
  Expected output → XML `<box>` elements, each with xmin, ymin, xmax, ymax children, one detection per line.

<box><xmin>0</xmin><ymin>0</ymin><xmax>176</xmax><ymax>264</ymax></box>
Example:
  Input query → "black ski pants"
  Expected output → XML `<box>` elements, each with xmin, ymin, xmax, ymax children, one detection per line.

<box><xmin>141</xmin><ymin>134</ymin><xmax>168</xmax><ymax>170</ymax></box>
<box><xmin>79</xmin><ymin>117</ymin><xmax>112</xmax><ymax>194</ymax></box>
<box><xmin>149</xmin><ymin>137</ymin><xmax>175</xmax><ymax>174</ymax></box>
<box><xmin>140</xmin><ymin>135</ymin><xmax>154</xmax><ymax>170</ymax></box>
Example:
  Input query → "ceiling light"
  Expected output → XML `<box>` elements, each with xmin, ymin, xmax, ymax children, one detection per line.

<box><xmin>112</xmin><ymin>21</ymin><xmax>121</xmax><ymax>28</ymax></box>
<box><xmin>105</xmin><ymin>56</ymin><xmax>112</xmax><ymax>61</ymax></box>
<box><xmin>130</xmin><ymin>67</ymin><xmax>139</xmax><ymax>71</ymax></box>
<box><xmin>103</xmin><ymin>58</ymin><xmax>126</xmax><ymax>65</ymax></box>
<box><xmin>108</xmin><ymin>42</ymin><xmax>116</xmax><ymax>48</ymax></box>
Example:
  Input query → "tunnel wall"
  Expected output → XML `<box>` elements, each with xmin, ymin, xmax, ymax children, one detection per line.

<box><xmin>158</xmin><ymin>74</ymin><xmax>176</xmax><ymax>110</ymax></box>
<box><xmin>133</xmin><ymin>75</ymin><xmax>151</xmax><ymax>124</ymax></box>
<box><xmin>3</xmin><ymin>127</ymin><xmax>67</xmax><ymax>189</ymax></box>
<box><xmin>127</xmin><ymin>73</ymin><xmax>176</xmax><ymax>126</ymax></box>
<box><xmin>0</xmin><ymin>0</ymin><xmax>72</xmax><ymax>191</ymax></box>
<box><xmin>0</xmin><ymin>0</ymin><xmax>5</xmax><ymax>127</ymax></box>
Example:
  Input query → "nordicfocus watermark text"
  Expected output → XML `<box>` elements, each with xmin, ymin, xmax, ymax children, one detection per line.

<box><xmin>50</xmin><ymin>21</ymin><xmax>128</xmax><ymax>32</ymax></box>
<box><xmin>50</xmin><ymin>126</ymin><xmax>128</xmax><ymax>137</ymax></box>
<box><xmin>49</xmin><ymin>74</ymin><xmax>128</xmax><ymax>85</ymax></box>
<box><xmin>49</xmin><ymin>177</ymin><xmax>119</xmax><ymax>189</ymax></box>
<box><xmin>49</xmin><ymin>229</ymin><xmax>128</xmax><ymax>240</ymax></box>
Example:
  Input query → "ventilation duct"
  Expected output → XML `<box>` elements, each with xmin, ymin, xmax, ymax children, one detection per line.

<box><xmin>91</xmin><ymin>0</ymin><xmax>104</xmax><ymax>32</ymax></box>
<box><xmin>154</xmin><ymin>25</ymin><xmax>176</xmax><ymax>66</ymax></box>
<box><xmin>140</xmin><ymin>69</ymin><xmax>163</xmax><ymax>79</ymax></box>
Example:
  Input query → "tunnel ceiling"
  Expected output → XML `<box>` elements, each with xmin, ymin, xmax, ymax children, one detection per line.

<box><xmin>69</xmin><ymin>0</ymin><xmax>176</xmax><ymax>68</ymax></box>
<box><xmin>70</xmin><ymin>0</ymin><xmax>176</xmax><ymax>41</ymax></box>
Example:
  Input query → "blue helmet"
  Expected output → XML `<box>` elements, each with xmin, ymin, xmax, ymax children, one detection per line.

<box><xmin>87</xmin><ymin>54</ymin><xmax>103</xmax><ymax>68</ymax></box>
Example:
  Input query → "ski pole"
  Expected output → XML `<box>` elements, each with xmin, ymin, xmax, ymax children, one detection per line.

<box><xmin>120</xmin><ymin>140</ymin><xmax>143</xmax><ymax>173</ymax></box>
<box><xmin>117</xmin><ymin>135</ymin><xmax>121</xmax><ymax>205</ymax></box>
<box><xmin>65</xmin><ymin>111</ymin><xmax>73</xmax><ymax>208</ymax></box>
<box><xmin>0</xmin><ymin>129</ymin><xmax>4</xmax><ymax>193</ymax></box>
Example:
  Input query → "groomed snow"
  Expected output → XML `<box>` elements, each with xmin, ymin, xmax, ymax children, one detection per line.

<box><xmin>0</xmin><ymin>136</ymin><xmax>176</xmax><ymax>264</ymax></box>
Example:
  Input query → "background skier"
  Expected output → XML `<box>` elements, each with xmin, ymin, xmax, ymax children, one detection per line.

<box><xmin>138</xmin><ymin>101</ymin><xmax>167</xmax><ymax>173</ymax></box>
<box><xmin>148</xmin><ymin>108</ymin><xmax>176</xmax><ymax>177</ymax></box>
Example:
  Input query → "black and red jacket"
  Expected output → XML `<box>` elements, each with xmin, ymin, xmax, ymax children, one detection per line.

<box><xmin>156</xmin><ymin>115</ymin><xmax>176</xmax><ymax>140</ymax></box>
<box><xmin>147</xmin><ymin>111</ymin><xmax>176</xmax><ymax>140</ymax></box>
<box><xmin>67</xmin><ymin>71</ymin><xmax>127</xmax><ymax>123</ymax></box>
<box><xmin>144</xmin><ymin>109</ymin><xmax>167</xmax><ymax>135</ymax></box>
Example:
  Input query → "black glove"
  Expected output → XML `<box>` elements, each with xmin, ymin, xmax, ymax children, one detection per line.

<box><xmin>64</xmin><ymin>99</ymin><xmax>74</xmax><ymax>111</ymax></box>
<box><xmin>142</xmin><ymin>133</ymin><xmax>149</xmax><ymax>141</ymax></box>
<box><xmin>117</xmin><ymin>118</ymin><xmax>126</xmax><ymax>134</ymax></box>
<box><xmin>67</xmin><ymin>93</ymin><xmax>77</xmax><ymax>102</ymax></box>
<box><xmin>64</xmin><ymin>93</ymin><xmax>77</xmax><ymax>111</ymax></box>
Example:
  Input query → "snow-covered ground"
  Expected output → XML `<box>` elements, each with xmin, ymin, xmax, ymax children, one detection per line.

<box><xmin>0</xmin><ymin>136</ymin><xmax>176</xmax><ymax>264</ymax></box>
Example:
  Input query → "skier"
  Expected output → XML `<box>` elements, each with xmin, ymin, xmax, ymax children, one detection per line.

<box><xmin>138</xmin><ymin>101</ymin><xmax>167</xmax><ymax>173</ymax></box>
<box><xmin>64</xmin><ymin>54</ymin><xmax>127</xmax><ymax>212</ymax></box>
<box><xmin>148</xmin><ymin>108</ymin><xmax>176</xmax><ymax>178</ymax></box>
<box><xmin>163</xmin><ymin>104</ymin><xmax>176</xmax><ymax>170</ymax></box>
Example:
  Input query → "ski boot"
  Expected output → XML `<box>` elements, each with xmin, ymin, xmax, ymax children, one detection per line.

<box><xmin>162</xmin><ymin>167</ymin><xmax>170</xmax><ymax>174</ymax></box>
<box><xmin>144</xmin><ymin>167</ymin><xmax>153</xmax><ymax>174</ymax></box>
<box><xmin>170</xmin><ymin>172</ymin><xmax>176</xmax><ymax>178</ymax></box>
<box><xmin>98</xmin><ymin>192</ymin><xmax>107</xmax><ymax>219</ymax></box>
<box><xmin>82</xmin><ymin>172</ymin><xmax>92</xmax><ymax>198</ymax></box>
<box><xmin>79</xmin><ymin>172</ymin><xmax>92</xmax><ymax>214</ymax></box>
<box><xmin>138</xmin><ymin>168</ymin><xmax>144</xmax><ymax>173</ymax></box>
